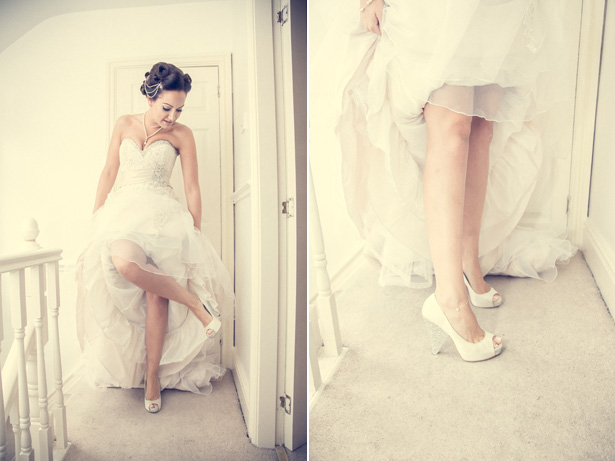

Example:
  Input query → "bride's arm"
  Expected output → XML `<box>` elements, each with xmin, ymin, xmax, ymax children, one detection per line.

<box><xmin>93</xmin><ymin>116</ymin><xmax>125</xmax><ymax>213</ymax></box>
<box><xmin>178</xmin><ymin>127</ymin><xmax>202</xmax><ymax>230</ymax></box>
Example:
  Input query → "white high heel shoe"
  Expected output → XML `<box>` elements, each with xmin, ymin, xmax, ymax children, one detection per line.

<box><xmin>463</xmin><ymin>274</ymin><xmax>502</xmax><ymax>308</ymax></box>
<box><xmin>422</xmin><ymin>293</ymin><xmax>502</xmax><ymax>362</ymax></box>
<box><xmin>201</xmin><ymin>302</ymin><xmax>221</xmax><ymax>338</ymax></box>
<box><xmin>144</xmin><ymin>376</ymin><xmax>162</xmax><ymax>413</ymax></box>
<box><xmin>190</xmin><ymin>283</ymin><xmax>221</xmax><ymax>338</ymax></box>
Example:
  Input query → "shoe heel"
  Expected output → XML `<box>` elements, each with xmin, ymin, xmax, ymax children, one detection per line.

<box><xmin>424</xmin><ymin>318</ymin><xmax>448</xmax><ymax>355</ymax></box>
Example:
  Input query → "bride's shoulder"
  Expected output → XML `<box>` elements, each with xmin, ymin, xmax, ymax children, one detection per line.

<box><xmin>173</xmin><ymin>122</ymin><xmax>192</xmax><ymax>136</ymax></box>
<box><xmin>114</xmin><ymin>114</ymin><xmax>140</xmax><ymax>131</ymax></box>
<box><xmin>172</xmin><ymin>123</ymin><xmax>195</xmax><ymax>146</ymax></box>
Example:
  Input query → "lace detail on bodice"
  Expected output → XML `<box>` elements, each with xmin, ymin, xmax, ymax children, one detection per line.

<box><xmin>117</xmin><ymin>139</ymin><xmax>178</xmax><ymax>195</ymax></box>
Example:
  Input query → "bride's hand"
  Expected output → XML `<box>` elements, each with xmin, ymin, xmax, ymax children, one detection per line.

<box><xmin>360</xmin><ymin>0</ymin><xmax>384</xmax><ymax>36</ymax></box>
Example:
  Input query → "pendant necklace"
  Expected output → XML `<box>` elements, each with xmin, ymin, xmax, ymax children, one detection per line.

<box><xmin>143</xmin><ymin>111</ymin><xmax>163</xmax><ymax>148</ymax></box>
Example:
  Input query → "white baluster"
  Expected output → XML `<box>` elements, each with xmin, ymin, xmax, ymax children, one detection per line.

<box><xmin>0</xmin><ymin>277</ymin><xmax>7</xmax><ymax>461</ymax></box>
<box><xmin>10</xmin><ymin>406</ymin><xmax>20</xmax><ymax>457</ymax></box>
<box><xmin>309</xmin><ymin>164</ymin><xmax>342</xmax><ymax>357</ymax></box>
<box><xmin>46</xmin><ymin>261</ymin><xmax>67</xmax><ymax>450</ymax></box>
<box><xmin>31</xmin><ymin>264</ymin><xmax>52</xmax><ymax>461</ymax></box>
<box><xmin>25</xmin><ymin>355</ymin><xmax>39</xmax><ymax>458</ymax></box>
<box><xmin>9</xmin><ymin>269</ymin><xmax>33</xmax><ymax>461</ymax></box>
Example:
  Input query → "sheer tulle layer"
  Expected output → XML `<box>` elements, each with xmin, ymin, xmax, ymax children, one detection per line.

<box><xmin>335</xmin><ymin>0</ymin><xmax>576</xmax><ymax>287</ymax></box>
<box><xmin>76</xmin><ymin>143</ymin><xmax>233</xmax><ymax>394</ymax></box>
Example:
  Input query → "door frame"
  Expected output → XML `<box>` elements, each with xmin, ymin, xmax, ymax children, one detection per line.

<box><xmin>230</xmin><ymin>0</ymin><xmax>283</xmax><ymax>449</ymax></box>
<box><xmin>107</xmin><ymin>55</ymin><xmax>235</xmax><ymax>366</ymax></box>
<box><xmin>567</xmin><ymin>1</ymin><xmax>605</xmax><ymax>247</ymax></box>
<box><xmin>272</xmin><ymin>0</ymin><xmax>307</xmax><ymax>451</ymax></box>
<box><xmin>568</xmin><ymin>0</ymin><xmax>615</xmax><ymax>310</ymax></box>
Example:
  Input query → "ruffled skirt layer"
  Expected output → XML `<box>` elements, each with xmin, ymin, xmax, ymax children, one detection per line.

<box><xmin>76</xmin><ymin>185</ymin><xmax>234</xmax><ymax>394</ymax></box>
<box><xmin>335</xmin><ymin>0</ymin><xmax>577</xmax><ymax>287</ymax></box>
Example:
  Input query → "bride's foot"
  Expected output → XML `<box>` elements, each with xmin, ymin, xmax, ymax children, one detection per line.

<box><xmin>423</xmin><ymin>293</ymin><xmax>503</xmax><ymax>361</ymax></box>
<box><xmin>200</xmin><ymin>308</ymin><xmax>220</xmax><ymax>337</ymax></box>
<box><xmin>188</xmin><ymin>292</ymin><xmax>221</xmax><ymax>338</ymax></box>
<box><xmin>434</xmin><ymin>292</ymin><xmax>501</xmax><ymax>349</ymax></box>
<box><xmin>144</xmin><ymin>373</ymin><xmax>161</xmax><ymax>413</ymax></box>
<box><xmin>462</xmin><ymin>267</ymin><xmax>502</xmax><ymax>308</ymax></box>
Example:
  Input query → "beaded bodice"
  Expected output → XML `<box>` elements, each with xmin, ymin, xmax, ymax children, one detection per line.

<box><xmin>117</xmin><ymin>138</ymin><xmax>178</xmax><ymax>193</ymax></box>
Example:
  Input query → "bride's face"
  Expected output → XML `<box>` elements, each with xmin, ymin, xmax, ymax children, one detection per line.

<box><xmin>147</xmin><ymin>90</ymin><xmax>187</xmax><ymax>128</ymax></box>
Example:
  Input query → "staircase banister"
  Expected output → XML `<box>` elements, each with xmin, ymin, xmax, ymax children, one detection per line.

<box><xmin>0</xmin><ymin>248</ymin><xmax>62</xmax><ymax>274</ymax></box>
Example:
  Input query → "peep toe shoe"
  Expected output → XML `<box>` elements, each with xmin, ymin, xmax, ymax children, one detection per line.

<box><xmin>190</xmin><ymin>283</ymin><xmax>222</xmax><ymax>338</ymax></box>
<box><xmin>463</xmin><ymin>274</ymin><xmax>502</xmax><ymax>308</ymax></box>
<box><xmin>422</xmin><ymin>294</ymin><xmax>503</xmax><ymax>362</ymax></box>
<box><xmin>201</xmin><ymin>302</ymin><xmax>221</xmax><ymax>338</ymax></box>
<box><xmin>144</xmin><ymin>376</ymin><xmax>162</xmax><ymax>413</ymax></box>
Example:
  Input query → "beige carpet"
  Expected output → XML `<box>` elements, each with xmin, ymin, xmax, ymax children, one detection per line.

<box><xmin>310</xmin><ymin>253</ymin><xmax>615</xmax><ymax>460</ymax></box>
<box><xmin>61</xmin><ymin>372</ymin><xmax>279</xmax><ymax>461</ymax></box>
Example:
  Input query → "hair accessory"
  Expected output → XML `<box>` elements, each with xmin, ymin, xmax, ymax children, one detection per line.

<box><xmin>143</xmin><ymin>80</ymin><xmax>163</xmax><ymax>98</ymax></box>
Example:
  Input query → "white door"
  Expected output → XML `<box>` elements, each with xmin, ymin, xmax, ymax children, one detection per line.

<box><xmin>111</xmin><ymin>64</ymin><xmax>223</xmax><ymax>255</ymax></box>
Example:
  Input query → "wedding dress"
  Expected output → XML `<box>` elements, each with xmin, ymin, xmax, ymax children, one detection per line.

<box><xmin>316</xmin><ymin>0</ymin><xmax>577</xmax><ymax>288</ymax></box>
<box><xmin>76</xmin><ymin>138</ymin><xmax>234</xmax><ymax>394</ymax></box>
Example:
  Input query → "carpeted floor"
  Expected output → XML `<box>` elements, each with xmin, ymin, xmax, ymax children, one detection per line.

<box><xmin>61</xmin><ymin>372</ymin><xmax>278</xmax><ymax>461</ymax></box>
<box><xmin>309</xmin><ymin>253</ymin><xmax>615</xmax><ymax>460</ymax></box>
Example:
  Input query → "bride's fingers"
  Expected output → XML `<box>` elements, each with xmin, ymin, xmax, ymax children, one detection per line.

<box><xmin>362</xmin><ymin>14</ymin><xmax>381</xmax><ymax>36</ymax></box>
<box><xmin>375</xmin><ymin>7</ymin><xmax>383</xmax><ymax>30</ymax></box>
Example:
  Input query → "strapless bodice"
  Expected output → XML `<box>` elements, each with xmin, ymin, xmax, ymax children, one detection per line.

<box><xmin>117</xmin><ymin>138</ymin><xmax>178</xmax><ymax>190</ymax></box>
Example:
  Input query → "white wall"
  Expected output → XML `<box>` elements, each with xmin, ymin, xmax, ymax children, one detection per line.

<box><xmin>585</xmin><ymin>1</ymin><xmax>615</xmax><ymax>310</ymax></box>
<box><xmin>0</xmin><ymin>0</ymin><xmax>251</xmax><ymax>378</ymax></box>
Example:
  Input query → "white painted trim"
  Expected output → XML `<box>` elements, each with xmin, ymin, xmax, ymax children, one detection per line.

<box><xmin>231</xmin><ymin>182</ymin><xmax>251</xmax><ymax>204</ymax></box>
<box><xmin>230</xmin><ymin>0</ymin><xmax>279</xmax><ymax>450</ymax></box>
<box><xmin>582</xmin><ymin>220</ymin><xmax>615</xmax><ymax>312</ymax></box>
<box><xmin>567</xmin><ymin>0</ymin><xmax>606</xmax><ymax>246</ymax></box>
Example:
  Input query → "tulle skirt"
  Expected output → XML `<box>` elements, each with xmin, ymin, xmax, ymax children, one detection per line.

<box><xmin>331</xmin><ymin>0</ymin><xmax>577</xmax><ymax>287</ymax></box>
<box><xmin>76</xmin><ymin>184</ymin><xmax>234</xmax><ymax>394</ymax></box>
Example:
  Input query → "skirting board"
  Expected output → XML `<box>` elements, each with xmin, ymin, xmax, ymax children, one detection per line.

<box><xmin>582</xmin><ymin>219</ymin><xmax>615</xmax><ymax>314</ymax></box>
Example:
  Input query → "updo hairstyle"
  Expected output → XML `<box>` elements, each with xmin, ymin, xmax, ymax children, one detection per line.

<box><xmin>140</xmin><ymin>62</ymin><xmax>192</xmax><ymax>100</ymax></box>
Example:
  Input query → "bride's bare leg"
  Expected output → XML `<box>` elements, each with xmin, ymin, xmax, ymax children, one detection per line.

<box><xmin>145</xmin><ymin>292</ymin><xmax>167</xmax><ymax>402</ymax></box>
<box><xmin>461</xmin><ymin>116</ymin><xmax>500</xmax><ymax>304</ymax></box>
<box><xmin>110</xmin><ymin>240</ymin><xmax>215</xmax><ymax>334</ymax></box>
<box><xmin>423</xmin><ymin>103</ymin><xmax>501</xmax><ymax>347</ymax></box>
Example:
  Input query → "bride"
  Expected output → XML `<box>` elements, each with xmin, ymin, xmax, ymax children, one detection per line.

<box><xmin>332</xmin><ymin>0</ymin><xmax>576</xmax><ymax>361</ymax></box>
<box><xmin>77</xmin><ymin>62</ymin><xmax>234</xmax><ymax>412</ymax></box>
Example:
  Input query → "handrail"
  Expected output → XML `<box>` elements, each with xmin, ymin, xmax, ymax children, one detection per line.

<box><xmin>0</xmin><ymin>218</ymin><xmax>68</xmax><ymax>460</ymax></box>
<box><xmin>0</xmin><ymin>249</ymin><xmax>63</xmax><ymax>274</ymax></box>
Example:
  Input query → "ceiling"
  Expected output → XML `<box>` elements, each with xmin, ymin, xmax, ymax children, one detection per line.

<box><xmin>0</xmin><ymin>0</ymin><xmax>215</xmax><ymax>53</ymax></box>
